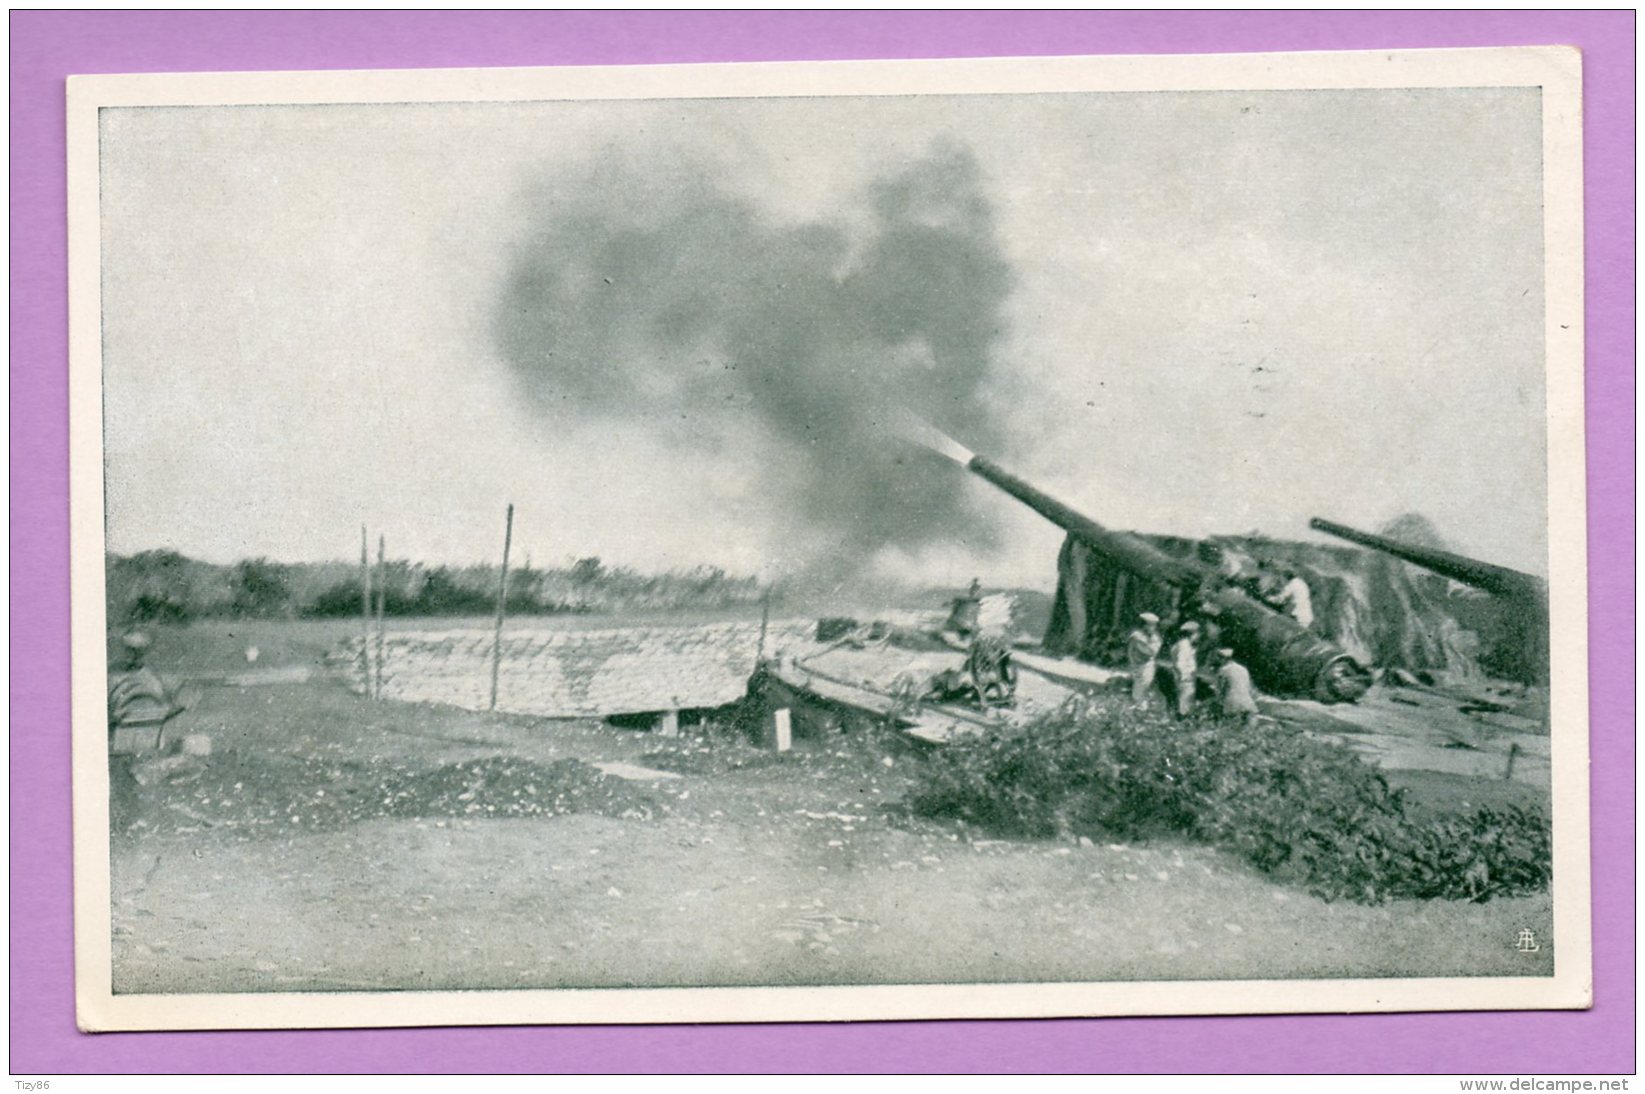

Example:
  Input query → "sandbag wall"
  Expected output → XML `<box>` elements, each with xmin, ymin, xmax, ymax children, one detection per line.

<box><xmin>336</xmin><ymin>620</ymin><xmax>816</xmax><ymax>719</ymax></box>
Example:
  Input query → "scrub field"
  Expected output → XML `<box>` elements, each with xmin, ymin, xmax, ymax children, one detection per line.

<box><xmin>107</xmin><ymin>619</ymin><xmax>1556</xmax><ymax>996</ymax></box>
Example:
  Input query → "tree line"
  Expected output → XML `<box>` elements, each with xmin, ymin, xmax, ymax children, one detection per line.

<box><xmin>106</xmin><ymin>550</ymin><xmax>764</xmax><ymax>625</ymax></box>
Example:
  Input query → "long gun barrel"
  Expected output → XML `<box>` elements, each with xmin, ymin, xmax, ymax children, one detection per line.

<box><xmin>1308</xmin><ymin>518</ymin><xmax>1545</xmax><ymax>600</ymax></box>
<box><xmin>967</xmin><ymin>457</ymin><xmax>1202</xmax><ymax>589</ymax></box>
<box><xmin>1310</xmin><ymin>517</ymin><xmax>1548</xmax><ymax>685</ymax></box>
<box><xmin>963</xmin><ymin>455</ymin><xmax>1370</xmax><ymax>703</ymax></box>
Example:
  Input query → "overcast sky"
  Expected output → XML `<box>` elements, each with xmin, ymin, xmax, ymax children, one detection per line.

<box><xmin>99</xmin><ymin>86</ymin><xmax>1548</xmax><ymax>588</ymax></box>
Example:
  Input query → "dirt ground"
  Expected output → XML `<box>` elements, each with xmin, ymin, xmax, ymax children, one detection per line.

<box><xmin>107</xmin><ymin>621</ymin><xmax>1556</xmax><ymax>995</ymax></box>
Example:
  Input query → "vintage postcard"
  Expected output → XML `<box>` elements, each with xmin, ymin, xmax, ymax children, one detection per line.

<box><xmin>69</xmin><ymin>47</ymin><xmax>1590</xmax><ymax>1031</ymax></box>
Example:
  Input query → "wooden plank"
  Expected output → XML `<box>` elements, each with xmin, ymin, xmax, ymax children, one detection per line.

<box><xmin>1013</xmin><ymin>650</ymin><xmax>1119</xmax><ymax>689</ymax></box>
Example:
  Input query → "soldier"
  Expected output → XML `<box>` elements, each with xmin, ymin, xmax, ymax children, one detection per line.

<box><xmin>107</xmin><ymin>631</ymin><xmax>185</xmax><ymax>823</ymax></box>
<box><xmin>1126</xmin><ymin>612</ymin><xmax>1163</xmax><ymax>706</ymax></box>
<box><xmin>1169</xmin><ymin>621</ymin><xmax>1200</xmax><ymax>717</ymax></box>
<box><xmin>107</xmin><ymin>631</ymin><xmax>183</xmax><ymax>739</ymax></box>
<box><xmin>1273</xmin><ymin>567</ymin><xmax>1315</xmax><ymax>629</ymax></box>
<box><xmin>945</xmin><ymin>578</ymin><xmax>983</xmax><ymax>639</ymax></box>
<box><xmin>1212</xmin><ymin>647</ymin><xmax>1260</xmax><ymax>728</ymax></box>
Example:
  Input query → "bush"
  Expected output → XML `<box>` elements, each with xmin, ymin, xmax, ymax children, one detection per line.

<box><xmin>908</xmin><ymin>700</ymin><xmax>1550</xmax><ymax>904</ymax></box>
<box><xmin>126</xmin><ymin>592</ymin><xmax>193</xmax><ymax>625</ymax></box>
<box><xmin>303</xmin><ymin>567</ymin><xmax>494</xmax><ymax>618</ymax></box>
<box><xmin>107</xmin><ymin>549</ymin><xmax>227</xmax><ymax>622</ymax></box>
<box><xmin>230</xmin><ymin>558</ymin><xmax>294</xmax><ymax>618</ymax></box>
<box><xmin>303</xmin><ymin>580</ymin><xmax>371</xmax><ymax>619</ymax></box>
<box><xmin>411</xmin><ymin>567</ymin><xmax>495</xmax><ymax>615</ymax></box>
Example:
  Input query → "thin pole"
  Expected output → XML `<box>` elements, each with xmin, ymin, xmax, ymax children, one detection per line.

<box><xmin>359</xmin><ymin>525</ymin><xmax>373</xmax><ymax>699</ymax></box>
<box><xmin>374</xmin><ymin>534</ymin><xmax>387</xmax><ymax>700</ymax></box>
<box><xmin>489</xmin><ymin>503</ymin><xmax>515</xmax><ymax>711</ymax></box>
<box><xmin>757</xmin><ymin>586</ymin><xmax>771</xmax><ymax>660</ymax></box>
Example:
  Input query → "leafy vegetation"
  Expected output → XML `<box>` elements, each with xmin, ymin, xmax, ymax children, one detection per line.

<box><xmin>229</xmin><ymin>559</ymin><xmax>296</xmax><ymax>618</ymax></box>
<box><xmin>106</xmin><ymin>550</ymin><xmax>766</xmax><ymax>625</ymax></box>
<box><xmin>909</xmin><ymin>699</ymin><xmax>1550</xmax><ymax>904</ymax></box>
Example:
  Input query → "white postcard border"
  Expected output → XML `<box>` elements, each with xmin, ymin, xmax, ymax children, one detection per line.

<box><xmin>68</xmin><ymin>45</ymin><xmax>1592</xmax><ymax>1032</ymax></box>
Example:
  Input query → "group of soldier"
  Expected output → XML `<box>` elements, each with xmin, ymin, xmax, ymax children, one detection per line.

<box><xmin>1125</xmin><ymin>612</ymin><xmax>1257</xmax><ymax>724</ymax></box>
<box><xmin>1122</xmin><ymin>563</ymin><xmax>1317</xmax><ymax>725</ymax></box>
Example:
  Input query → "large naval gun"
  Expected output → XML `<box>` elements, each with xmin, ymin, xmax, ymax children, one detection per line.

<box><xmin>1307</xmin><ymin>518</ymin><xmax>1545</xmax><ymax>600</ymax></box>
<box><xmin>1309</xmin><ymin>517</ymin><xmax>1549</xmax><ymax>685</ymax></box>
<box><xmin>960</xmin><ymin>453</ymin><xmax>1372</xmax><ymax>703</ymax></box>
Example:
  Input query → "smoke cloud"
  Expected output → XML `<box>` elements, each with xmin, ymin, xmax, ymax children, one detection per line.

<box><xmin>495</xmin><ymin>140</ymin><xmax>1014</xmax><ymax>578</ymax></box>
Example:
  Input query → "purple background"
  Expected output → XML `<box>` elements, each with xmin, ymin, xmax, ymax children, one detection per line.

<box><xmin>10</xmin><ymin>11</ymin><xmax>1634</xmax><ymax>1075</ymax></box>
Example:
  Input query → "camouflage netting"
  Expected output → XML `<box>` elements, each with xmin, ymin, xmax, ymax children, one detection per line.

<box><xmin>1045</xmin><ymin>515</ymin><xmax>1536</xmax><ymax>684</ymax></box>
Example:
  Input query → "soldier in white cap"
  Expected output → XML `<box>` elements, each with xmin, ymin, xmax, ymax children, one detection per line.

<box><xmin>1213</xmin><ymin>647</ymin><xmax>1260</xmax><ymax>728</ymax></box>
<box><xmin>1125</xmin><ymin>612</ymin><xmax>1163</xmax><ymax>705</ymax></box>
<box><xmin>1169</xmin><ymin>620</ymin><xmax>1201</xmax><ymax>716</ymax></box>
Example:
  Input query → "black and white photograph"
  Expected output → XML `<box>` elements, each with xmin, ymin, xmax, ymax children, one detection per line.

<box><xmin>69</xmin><ymin>48</ymin><xmax>1590</xmax><ymax>1030</ymax></box>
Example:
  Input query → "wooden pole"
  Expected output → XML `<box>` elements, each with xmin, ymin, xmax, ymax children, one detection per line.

<box><xmin>374</xmin><ymin>534</ymin><xmax>387</xmax><ymax>700</ymax></box>
<box><xmin>489</xmin><ymin>503</ymin><xmax>515</xmax><ymax>711</ymax></box>
<box><xmin>756</xmin><ymin>586</ymin><xmax>772</xmax><ymax>660</ymax></box>
<box><xmin>359</xmin><ymin>525</ymin><xmax>373</xmax><ymax>699</ymax></box>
